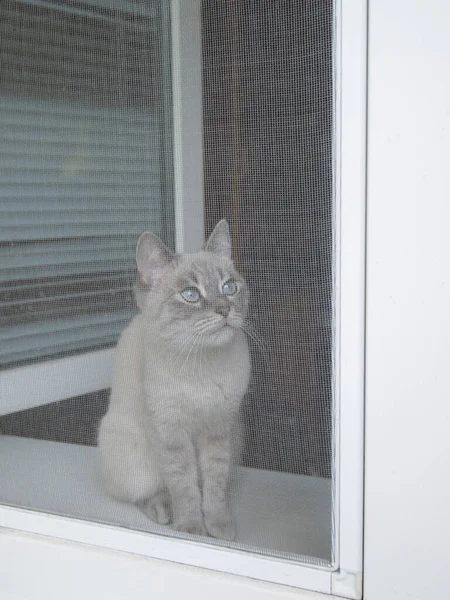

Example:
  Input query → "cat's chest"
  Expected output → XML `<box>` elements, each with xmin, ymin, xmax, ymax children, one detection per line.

<box><xmin>144</xmin><ymin>335</ymin><xmax>250</xmax><ymax>429</ymax></box>
<box><xmin>143</xmin><ymin>341</ymin><xmax>249</xmax><ymax>421</ymax></box>
<box><xmin>179</xmin><ymin>376</ymin><xmax>232</xmax><ymax>421</ymax></box>
<box><xmin>149</xmin><ymin>365</ymin><xmax>240</xmax><ymax>406</ymax></box>
<box><xmin>146</xmin><ymin>334</ymin><xmax>249</xmax><ymax>390</ymax></box>
<box><xmin>144</xmin><ymin>369</ymin><xmax>237</xmax><ymax>433</ymax></box>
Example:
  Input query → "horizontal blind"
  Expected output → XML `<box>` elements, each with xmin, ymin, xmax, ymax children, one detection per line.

<box><xmin>0</xmin><ymin>0</ymin><xmax>173</xmax><ymax>369</ymax></box>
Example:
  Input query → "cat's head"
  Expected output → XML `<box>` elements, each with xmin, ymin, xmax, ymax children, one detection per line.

<box><xmin>135</xmin><ymin>220</ymin><xmax>248</xmax><ymax>349</ymax></box>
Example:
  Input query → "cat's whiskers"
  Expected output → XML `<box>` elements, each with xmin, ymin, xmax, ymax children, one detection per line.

<box><xmin>193</xmin><ymin>329</ymin><xmax>207</xmax><ymax>379</ymax></box>
<box><xmin>241</xmin><ymin>320</ymin><xmax>269</xmax><ymax>363</ymax></box>
<box><xmin>168</xmin><ymin>317</ymin><xmax>221</xmax><ymax>375</ymax></box>
<box><xmin>177</xmin><ymin>328</ymin><xmax>206</xmax><ymax>375</ymax></box>
<box><xmin>178</xmin><ymin>319</ymin><xmax>225</xmax><ymax>377</ymax></box>
<box><xmin>169</xmin><ymin>329</ymin><xmax>202</xmax><ymax>370</ymax></box>
<box><xmin>166</xmin><ymin>323</ymin><xmax>209</xmax><ymax>370</ymax></box>
<box><xmin>195</xmin><ymin>316</ymin><xmax>224</xmax><ymax>332</ymax></box>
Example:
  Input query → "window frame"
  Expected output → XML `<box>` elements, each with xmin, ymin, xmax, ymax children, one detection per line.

<box><xmin>0</xmin><ymin>0</ymin><xmax>366</xmax><ymax>597</ymax></box>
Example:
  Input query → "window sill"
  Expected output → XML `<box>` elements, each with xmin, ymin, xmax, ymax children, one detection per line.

<box><xmin>0</xmin><ymin>528</ymin><xmax>339</xmax><ymax>600</ymax></box>
<box><xmin>0</xmin><ymin>435</ymin><xmax>334</xmax><ymax>593</ymax></box>
<box><xmin>0</xmin><ymin>435</ymin><xmax>331</xmax><ymax>563</ymax></box>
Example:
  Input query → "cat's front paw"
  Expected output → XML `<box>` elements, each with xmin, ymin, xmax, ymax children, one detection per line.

<box><xmin>204</xmin><ymin>515</ymin><xmax>236</xmax><ymax>541</ymax></box>
<box><xmin>142</xmin><ymin>492</ymin><xmax>171</xmax><ymax>525</ymax></box>
<box><xmin>172</xmin><ymin>519</ymin><xmax>207</xmax><ymax>536</ymax></box>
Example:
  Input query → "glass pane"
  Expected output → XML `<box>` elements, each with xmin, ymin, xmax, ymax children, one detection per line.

<box><xmin>0</xmin><ymin>0</ymin><xmax>174</xmax><ymax>368</ymax></box>
<box><xmin>1</xmin><ymin>0</ymin><xmax>336</xmax><ymax>573</ymax></box>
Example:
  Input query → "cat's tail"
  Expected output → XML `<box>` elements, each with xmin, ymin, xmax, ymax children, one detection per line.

<box><xmin>98</xmin><ymin>415</ymin><xmax>162</xmax><ymax>504</ymax></box>
<box><xmin>97</xmin><ymin>314</ymin><xmax>163</xmax><ymax>505</ymax></box>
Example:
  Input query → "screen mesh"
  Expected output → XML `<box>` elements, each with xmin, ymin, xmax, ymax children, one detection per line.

<box><xmin>0</xmin><ymin>0</ymin><xmax>335</xmax><ymax>568</ymax></box>
<box><xmin>202</xmin><ymin>0</ymin><xmax>334</xmax><ymax>479</ymax></box>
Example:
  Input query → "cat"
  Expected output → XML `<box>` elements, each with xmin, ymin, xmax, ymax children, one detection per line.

<box><xmin>98</xmin><ymin>220</ymin><xmax>250</xmax><ymax>541</ymax></box>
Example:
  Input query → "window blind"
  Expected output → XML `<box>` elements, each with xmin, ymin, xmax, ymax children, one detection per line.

<box><xmin>0</xmin><ymin>0</ymin><xmax>173</xmax><ymax>369</ymax></box>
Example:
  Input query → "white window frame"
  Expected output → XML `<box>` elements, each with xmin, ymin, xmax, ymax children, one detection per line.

<box><xmin>0</xmin><ymin>0</ymin><xmax>366</xmax><ymax>598</ymax></box>
<box><xmin>364</xmin><ymin>0</ymin><xmax>450</xmax><ymax>598</ymax></box>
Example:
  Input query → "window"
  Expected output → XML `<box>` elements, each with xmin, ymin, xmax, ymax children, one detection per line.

<box><xmin>0</xmin><ymin>1</ymin><xmax>365</xmax><ymax>597</ymax></box>
<box><xmin>1</xmin><ymin>0</ymin><xmax>174</xmax><ymax>369</ymax></box>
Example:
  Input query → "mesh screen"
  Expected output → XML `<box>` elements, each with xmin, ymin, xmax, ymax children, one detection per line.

<box><xmin>202</xmin><ymin>0</ymin><xmax>334</xmax><ymax>480</ymax></box>
<box><xmin>0</xmin><ymin>0</ymin><xmax>335</xmax><ymax>567</ymax></box>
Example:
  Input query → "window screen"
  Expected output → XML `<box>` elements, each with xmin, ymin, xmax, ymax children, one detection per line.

<box><xmin>202</xmin><ymin>0</ymin><xmax>334</xmax><ymax>481</ymax></box>
<box><xmin>1</xmin><ymin>0</ymin><xmax>336</xmax><ymax>571</ymax></box>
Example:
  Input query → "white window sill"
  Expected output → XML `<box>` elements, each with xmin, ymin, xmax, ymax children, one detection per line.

<box><xmin>0</xmin><ymin>435</ymin><xmax>331</xmax><ymax>563</ymax></box>
<box><xmin>0</xmin><ymin>528</ymin><xmax>339</xmax><ymax>600</ymax></box>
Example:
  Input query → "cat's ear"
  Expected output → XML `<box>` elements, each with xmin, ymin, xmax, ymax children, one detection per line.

<box><xmin>204</xmin><ymin>219</ymin><xmax>232</xmax><ymax>260</ymax></box>
<box><xmin>136</xmin><ymin>232</ymin><xmax>174</xmax><ymax>285</ymax></box>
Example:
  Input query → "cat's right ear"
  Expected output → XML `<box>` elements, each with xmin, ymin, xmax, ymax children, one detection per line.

<box><xmin>204</xmin><ymin>219</ymin><xmax>232</xmax><ymax>260</ymax></box>
<box><xmin>136</xmin><ymin>232</ymin><xmax>174</xmax><ymax>285</ymax></box>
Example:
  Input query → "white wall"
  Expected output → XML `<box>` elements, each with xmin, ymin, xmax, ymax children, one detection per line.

<box><xmin>364</xmin><ymin>0</ymin><xmax>450</xmax><ymax>599</ymax></box>
<box><xmin>0</xmin><ymin>529</ymin><xmax>336</xmax><ymax>600</ymax></box>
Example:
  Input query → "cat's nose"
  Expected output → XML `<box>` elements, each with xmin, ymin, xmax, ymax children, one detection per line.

<box><xmin>215</xmin><ymin>301</ymin><xmax>230</xmax><ymax>317</ymax></box>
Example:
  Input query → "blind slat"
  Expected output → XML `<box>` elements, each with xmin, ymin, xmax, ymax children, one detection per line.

<box><xmin>2</xmin><ymin>211</ymin><xmax>157</xmax><ymax>225</ymax></box>
<box><xmin>1</xmin><ymin>311</ymin><xmax>136</xmax><ymax>342</ymax></box>
<box><xmin>3</xmin><ymin>285</ymin><xmax>132</xmax><ymax>309</ymax></box>
<box><xmin>0</xmin><ymin>99</ymin><xmax>159</xmax><ymax>126</ymax></box>
<box><xmin>1</xmin><ymin>198</ymin><xmax>161</xmax><ymax>209</ymax></box>
<box><xmin>1</xmin><ymin>150</ymin><xmax>159</xmax><ymax>165</ymax></box>
<box><xmin>1</xmin><ymin>222</ymin><xmax>160</xmax><ymax>242</ymax></box>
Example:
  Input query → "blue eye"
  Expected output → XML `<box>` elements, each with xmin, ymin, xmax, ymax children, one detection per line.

<box><xmin>222</xmin><ymin>280</ymin><xmax>237</xmax><ymax>296</ymax></box>
<box><xmin>181</xmin><ymin>287</ymin><xmax>201</xmax><ymax>302</ymax></box>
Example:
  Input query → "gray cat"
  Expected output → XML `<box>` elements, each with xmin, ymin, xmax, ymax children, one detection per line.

<box><xmin>98</xmin><ymin>220</ymin><xmax>250</xmax><ymax>540</ymax></box>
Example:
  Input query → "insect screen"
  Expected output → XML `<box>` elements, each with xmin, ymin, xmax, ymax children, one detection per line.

<box><xmin>0</xmin><ymin>0</ymin><xmax>335</xmax><ymax>568</ymax></box>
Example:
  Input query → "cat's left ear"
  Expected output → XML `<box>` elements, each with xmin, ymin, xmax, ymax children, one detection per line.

<box><xmin>136</xmin><ymin>232</ymin><xmax>174</xmax><ymax>285</ymax></box>
<box><xmin>204</xmin><ymin>219</ymin><xmax>232</xmax><ymax>260</ymax></box>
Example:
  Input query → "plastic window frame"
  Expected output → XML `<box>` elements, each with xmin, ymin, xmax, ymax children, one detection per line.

<box><xmin>0</xmin><ymin>1</ymin><xmax>366</xmax><ymax>597</ymax></box>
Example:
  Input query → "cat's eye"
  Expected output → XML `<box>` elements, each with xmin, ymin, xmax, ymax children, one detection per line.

<box><xmin>181</xmin><ymin>287</ymin><xmax>201</xmax><ymax>303</ymax></box>
<box><xmin>222</xmin><ymin>280</ymin><xmax>237</xmax><ymax>296</ymax></box>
